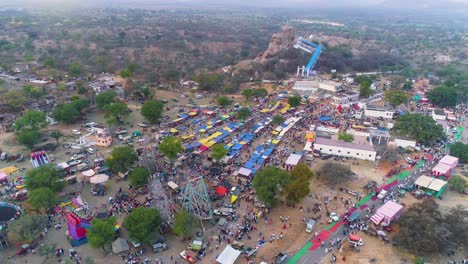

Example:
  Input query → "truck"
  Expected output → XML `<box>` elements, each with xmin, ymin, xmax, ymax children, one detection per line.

<box><xmin>348</xmin><ymin>234</ymin><xmax>364</xmax><ymax>246</ymax></box>
<box><xmin>187</xmin><ymin>237</ymin><xmax>205</xmax><ymax>252</ymax></box>
<box><xmin>306</xmin><ymin>219</ymin><xmax>316</xmax><ymax>233</ymax></box>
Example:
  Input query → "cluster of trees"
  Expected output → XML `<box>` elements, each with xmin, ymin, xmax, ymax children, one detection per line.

<box><xmin>53</xmin><ymin>97</ymin><xmax>89</xmax><ymax>124</ymax></box>
<box><xmin>13</xmin><ymin>110</ymin><xmax>48</xmax><ymax>149</ymax></box>
<box><xmin>448</xmin><ymin>175</ymin><xmax>467</xmax><ymax>193</ymax></box>
<box><xmin>120</xmin><ymin>63</ymin><xmax>140</xmax><ymax>78</ymax></box>
<box><xmin>384</xmin><ymin>90</ymin><xmax>409</xmax><ymax>107</ymax></box>
<box><xmin>318</xmin><ymin>161</ymin><xmax>354</xmax><ymax>186</ymax></box>
<box><xmin>392</xmin><ymin>114</ymin><xmax>444</xmax><ymax>144</ymax></box>
<box><xmin>338</xmin><ymin>133</ymin><xmax>354</xmax><ymax>142</ymax></box>
<box><xmin>193</xmin><ymin>73</ymin><xmax>223</xmax><ymax>91</ymax></box>
<box><xmin>237</xmin><ymin>107</ymin><xmax>251</xmax><ymax>121</ymax></box>
<box><xmin>25</xmin><ymin>165</ymin><xmax>64</xmax><ymax>211</ymax></box>
<box><xmin>450</xmin><ymin>142</ymin><xmax>468</xmax><ymax>162</ymax></box>
<box><xmin>253</xmin><ymin>164</ymin><xmax>316</xmax><ymax>206</ymax></box>
<box><xmin>105</xmin><ymin>146</ymin><xmax>138</xmax><ymax>173</ymax></box>
<box><xmin>287</xmin><ymin>95</ymin><xmax>301</xmax><ymax>107</ymax></box>
<box><xmin>241</xmin><ymin>88</ymin><xmax>268</xmax><ymax>101</ymax></box>
<box><xmin>216</xmin><ymin>96</ymin><xmax>231</xmax><ymax>108</ymax></box>
<box><xmin>395</xmin><ymin>199</ymin><xmax>467</xmax><ymax>257</ymax></box>
<box><xmin>141</xmin><ymin>100</ymin><xmax>164</xmax><ymax>124</ymax></box>
<box><xmin>211</xmin><ymin>144</ymin><xmax>228</xmax><ymax>162</ymax></box>
<box><xmin>95</xmin><ymin>89</ymin><xmax>130</xmax><ymax>125</ymax></box>
<box><xmin>158</xmin><ymin>136</ymin><xmax>183</xmax><ymax>164</ymax></box>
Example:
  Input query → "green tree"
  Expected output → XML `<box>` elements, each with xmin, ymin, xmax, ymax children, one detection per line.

<box><xmin>1</xmin><ymin>90</ymin><xmax>25</xmax><ymax>109</ymax></box>
<box><xmin>53</xmin><ymin>104</ymin><xmax>80</xmax><ymax>124</ymax></box>
<box><xmin>318</xmin><ymin>161</ymin><xmax>353</xmax><ymax>186</ymax></box>
<box><xmin>426</xmin><ymin>86</ymin><xmax>458</xmax><ymax>107</ymax></box>
<box><xmin>448</xmin><ymin>175</ymin><xmax>467</xmax><ymax>193</ymax></box>
<box><xmin>71</xmin><ymin>97</ymin><xmax>89</xmax><ymax>112</ymax></box>
<box><xmin>25</xmin><ymin>164</ymin><xmax>64</xmax><ymax>192</ymax></box>
<box><xmin>141</xmin><ymin>100</ymin><xmax>164</xmax><ymax>124</ymax></box>
<box><xmin>124</xmin><ymin>207</ymin><xmax>162</xmax><ymax>245</ymax></box>
<box><xmin>68</xmin><ymin>61</ymin><xmax>82</xmax><ymax>76</ymax></box>
<box><xmin>402</xmin><ymin>80</ymin><xmax>413</xmax><ymax>91</ymax></box>
<box><xmin>288</xmin><ymin>95</ymin><xmax>301</xmax><ymax>107</ymax></box>
<box><xmin>28</xmin><ymin>187</ymin><xmax>57</xmax><ymax>211</ymax></box>
<box><xmin>252</xmin><ymin>166</ymin><xmax>290</xmax><ymax>206</ymax></box>
<box><xmin>216</xmin><ymin>96</ymin><xmax>231</xmax><ymax>108</ymax></box>
<box><xmin>290</xmin><ymin>163</ymin><xmax>316</xmax><ymax>180</ymax></box>
<box><xmin>43</xmin><ymin>58</ymin><xmax>56</xmax><ymax>68</ymax></box>
<box><xmin>87</xmin><ymin>217</ymin><xmax>117</xmax><ymax>252</ymax></box>
<box><xmin>104</xmin><ymin>102</ymin><xmax>129</xmax><ymax>125</ymax></box>
<box><xmin>7</xmin><ymin>215</ymin><xmax>48</xmax><ymax>244</ymax></box>
<box><xmin>120</xmin><ymin>69</ymin><xmax>132</xmax><ymax>78</ymax></box>
<box><xmin>272</xmin><ymin>115</ymin><xmax>284</xmax><ymax>125</ymax></box>
<box><xmin>384</xmin><ymin>90</ymin><xmax>409</xmax><ymax>107</ymax></box>
<box><xmin>242</xmin><ymin>89</ymin><xmax>253</xmax><ymax>100</ymax></box>
<box><xmin>211</xmin><ymin>144</ymin><xmax>227</xmax><ymax>162</ymax></box>
<box><xmin>158</xmin><ymin>136</ymin><xmax>182</xmax><ymax>162</ymax></box>
<box><xmin>253</xmin><ymin>88</ymin><xmax>268</xmax><ymax>97</ymax></box>
<box><xmin>50</xmin><ymin>131</ymin><xmax>63</xmax><ymax>144</ymax></box>
<box><xmin>284</xmin><ymin>163</ymin><xmax>316</xmax><ymax>204</ymax></box>
<box><xmin>129</xmin><ymin>167</ymin><xmax>150</xmax><ymax>187</ymax></box>
<box><xmin>450</xmin><ymin>142</ymin><xmax>468</xmax><ymax>162</ymax></box>
<box><xmin>13</xmin><ymin>110</ymin><xmax>47</xmax><ymax>133</ymax></box>
<box><xmin>237</xmin><ymin>107</ymin><xmax>251</xmax><ymax>121</ymax></box>
<box><xmin>392</xmin><ymin>114</ymin><xmax>444</xmax><ymax>144</ymax></box>
<box><xmin>173</xmin><ymin>209</ymin><xmax>198</xmax><ymax>238</ymax></box>
<box><xmin>193</xmin><ymin>73</ymin><xmax>223</xmax><ymax>91</ymax></box>
<box><xmin>338</xmin><ymin>133</ymin><xmax>354</xmax><ymax>142</ymax></box>
<box><xmin>356</xmin><ymin>76</ymin><xmax>375</xmax><ymax>97</ymax></box>
<box><xmin>105</xmin><ymin>146</ymin><xmax>138</xmax><ymax>173</ymax></box>
<box><xmin>17</xmin><ymin>129</ymin><xmax>40</xmax><ymax>150</ymax></box>
<box><xmin>22</xmin><ymin>84</ymin><xmax>45</xmax><ymax>98</ymax></box>
<box><xmin>95</xmin><ymin>90</ymin><xmax>117</xmax><ymax>109</ymax></box>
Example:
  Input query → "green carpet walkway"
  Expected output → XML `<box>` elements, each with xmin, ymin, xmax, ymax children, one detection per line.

<box><xmin>287</xmin><ymin>242</ymin><xmax>313</xmax><ymax>264</ymax></box>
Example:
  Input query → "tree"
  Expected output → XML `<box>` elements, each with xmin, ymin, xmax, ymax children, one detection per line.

<box><xmin>395</xmin><ymin>199</ymin><xmax>453</xmax><ymax>256</ymax></box>
<box><xmin>22</xmin><ymin>84</ymin><xmax>45</xmax><ymax>98</ymax></box>
<box><xmin>242</xmin><ymin>89</ymin><xmax>253</xmax><ymax>100</ymax></box>
<box><xmin>141</xmin><ymin>100</ymin><xmax>164</xmax><ymax>124</ymax></box>
<box><xmin>17</xmin><ymin>129</ymin><xmax>40</xmax><ymax>150</ymax></box>
<box><xmin>129</xmin><ymin>167</ymin><xmax>150</xmax><ymax>187</ymax></box>
<box><xmin>71</xmin><ymin>97</ymin><xmax>89</xmax><ymax>112</ymax></box>
<box><xmin>284</xmin><ymin>163</ymin><xmax>316</xmax><ymax>204</ymax></box>
<box><xmin>120</xmin><ymin>69</ymin><xmax>132</xmax><ymax>78</ymax></box>
<box><xmin>95</xmin><ymin>90</ymin><xmax>116</xmax><ymax>109</ymax></box>
<box><xmin>237</xmin><ymin>107</ymin><xmax>251</xmax><ymax>121</ymax></box>
<box><xmin>104</xmin><ymin>102</ymin><xmax>129</xmax><ymax>125</ymax></box>
<box><xmin>318</xmin><ymin>162</ymin><xmax>353</xmax><ymax>186</ymax></box>
<box><xmin>356</xmin><ymin>76</ymin><xmax>375</xmax><ymax>97</ymax></box>
<box><xmin>28</xmin><ymin>187</ymin><xmax>57</xmax><ymax>211</ymax></box>
<box><xmin>253</xmin><ymin>88</ymin><xmax>268</xmax><ymax>97</ymax></box>
<box><xmin>211</xmin><ymin>144</ymin><xmax>227</xmax><ymax>162</ymax></box>
<box><xmin>50</xmin><ymin>131</ymin><xmax>63</xmax><ymax>144</ymax></box>
<box><xmin>288</xmin><ymin>95</ymin><xmax>301</xmax><ymax>107</ymax></box>
<box><xmin>450</xmin><ymin>142</ymin><xmax>468</xmax><ymax>162</ymax></box>
<box><xmin>252</xmin><ymin>166</ymin><xmax>290</xmax><ymax>206</ymax></box>
<box><xmin>448</xmin><ymin>175</ymin><xmax>467</xmax><ymax>193</ymax></box>
<box><xmin>338</xmin><ymin>133</ymin><xmax>354</xmax><ymax>142</ymax></box>
<box><xmin>53</xmin><ymin>104</ymin><xmax>80</xmax><ymax>124</ymax></box>
<box><xmin>384</xmin><ymin>90</ymin><xmax>409</xmax><ymax>107</ymax></box>
<box><xmin>158</xmin><ymin>136</ymin><xmax>182</xmax><ymax>161</ymax></box>
<box><xmin>13</xmin><ymin>110</ymin><xmax>47</xmax><ymax>133</ymax></box>
<box><xmin>216</xmin><ymin>96</ymin><xmax>231</xmax><ymax>108</ymax></box>
<box><xmin>124</xmin><ymin>207</ymin><xmax>162</xmax><ymax>245</ymax></box>
<box><xmin>69</xmin><ymin>61</ymin><xmax>82</xmax><ymax>76</ymax></box>
<box><xmin>7</xmin><ymin>215</ymin><xmax>48</xmax><ymax>243</ymax></box>
<box><xmin>1</xmin><ymin>90</ymin><xmax>25</xmax><ymax>109</ymax></box>
<box><xmin>381</xmin><ymin>146</ymin><xmax>400</xmax><ymax>163</ymax></box>
<box><xmin>444</xmin><ymin>206</ymin><xmax>468</xmax><ymax>247</ymax></box>
<box><xmin>173</xmin><ymin>209</ymin><xmax>198</xmax><ymax>238</ymax></box>
<box><xmin>87</xmin><ymin>217</ymin><xmax>117</xmax><ymax>252</ymax></box>
<box><xmin>402</xmin><ymin>80</ymin><xmax>413</xmax><ymax>91</ymax></box>
<box><xmin>426</xmin><ymin>86</ymin><xmax>458</xmax><ymax>107</ymax></box>
<box><xmin>193</xmin><ymin>73</ymin><xmax>223</xmax><ymax>91</ymax></box>
<box><xmin>272</xmin><ymin>115</ymin><xmax>284</xmax><ymax>125</ymax></box>
<box><xmin>105</xmin><ymin>146</ymin><xmax>138</xmax><ymax>173</ymax></box>
<box><xmin>25</xmin><ymin>164</ymin><xmax>64</xmax><ymax>192</ymax></box>
<box><xmin>392</xmin><ymin>114</ymin><xmax>444</xmax><ymax>144</ymax></box>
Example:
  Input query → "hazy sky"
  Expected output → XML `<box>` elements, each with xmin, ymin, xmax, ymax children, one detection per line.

<box><xmin>2</xmin><ymin>0</ymin><xmax>468</xmax><ymax>10</ymax></box>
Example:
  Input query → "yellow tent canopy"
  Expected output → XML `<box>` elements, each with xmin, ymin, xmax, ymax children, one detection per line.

<box><xmin>231</xmin><ymin>195</ymin><xmax>238</xmax><ymax>204</ymax></box>
<box><xmin>199</xmin><ymin>129</ymin><xmax>206</xmax><ymax>133</ymax></box>
<box><xmin>239</xmin><ymin>141</ymin><xmax>247</xmax><ymax>145</ymax></box>
<box><xmin>170</xmin><ymin>128</ymin><xmax>179</xmax><ymax>133</ymax></box>
<box><xmin>182</xmin><ymin>134</ymin><xmax>195</xmax><ymax>140</ymax></box>
<box><xmin>306</xmin><ymin>132</ymin><xmax>315</xmax><ymax>139</ymax></box>
<box><xmin>198</xmin><ymin>138</ymin><xmax>209</xmax><ymax>145</ymax></box>
<box><xmin>205</xmin><ymin>141</ymin><xmax>216</xmax><ymax>148</ymax></box>
<box><xmin>188</xmin><ymin>112</ymin><xmax>197</xmax><ymax>116</ymax></box>
<box><xmin>272</xmin><ymin>131</ymin><xmax>279</xmax><ymax>135</ymax></box>
<box><xmin>260</xmin><ymin>109</ymin><xmax>269</xmax><ymax>113</ymax></box>
<box><xmin>272</xmin><ymin>139</ymin><xmax>279</xmax><ymax>144</ymax></box>
<box><xmin>1</xmin><ymin>166</ymin><xmax>18</xmax><ymax>174</ymax></box>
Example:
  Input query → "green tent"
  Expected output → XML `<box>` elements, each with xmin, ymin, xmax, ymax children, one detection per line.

<box><xmin>132</xmin><ymin>131</ymin><xmax>142</xmax><ymax>137</ymax></box>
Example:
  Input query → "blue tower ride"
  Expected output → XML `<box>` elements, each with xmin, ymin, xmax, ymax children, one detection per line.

<box><xmin>294</xmin><ymin>37</ymin><xmax>324</xmax><ymax>77</ymax></box>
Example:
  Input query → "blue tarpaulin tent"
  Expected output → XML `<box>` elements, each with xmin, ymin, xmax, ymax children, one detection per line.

<box><xmin>319</xmin><ymin>116</ymin><xmax>332</xmax><ymax>122</ymax></box>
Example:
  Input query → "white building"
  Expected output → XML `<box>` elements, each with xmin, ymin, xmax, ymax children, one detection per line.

<box><xmin>432</xmin><ymin>110</ymin><xmax>446</xmax><ymax>121</ymax></box>
<box><xmin>364</xmin><ymin>105</ymin><xmax>394</xmax><ymax>119</ymax></box>
<box><xmin>332</xmin><ymin>91</ymin><xmax>359</xmax><ymax>106</ymax></box>
<box><xmin>314</xmin><ymin>137</ymin><xmax>377</xmax><ymax>161</ymax></box>
<box><xmin>393</xmin><ymin>137</ymin><xmax>417</xmax><ymax>148</ymax></box>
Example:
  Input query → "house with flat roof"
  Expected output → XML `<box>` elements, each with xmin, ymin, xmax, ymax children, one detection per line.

<box><xmin>364</xmin><ymin>104</ymin><xmax>394</xmax><ymax>119</ymax></box>
<box><xmin>432</xmin><ymin>109</ymin><xmax>446</xmax><ymax>121</ymax></box>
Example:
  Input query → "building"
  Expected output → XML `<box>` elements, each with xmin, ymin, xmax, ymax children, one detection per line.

<box><xmin>88</xmin><ymin>133</ymin><xmax>112</xmax><ymax>147</ymax></box>
<box><xmin>414</xmin><ymin>175</ymin><xmax>447</xmax><ymax>198</ymax></box>
<box><xmin>332</xmin><ymin>91</ymin><xmax>359</xmax><ymax>106</ymax></box>
<box><xmin>364</xmin><ymin>104</ymin><xmax>394</xmax><ymax>119</ymax></box>
<box><xmin>393</xmin><ymin>137</ymin><xmax>417</xmax><ymax>148</ymax></box>
<box><xmin>293</xmin><ymin>80</ymin><xmax>341</xmax><ymax>94</ymax></box>
<box><xmin>313</xmin><ymin>135</ymin><xmax>376</xmax><ymax>161</ymax></box>
<box><xmin>371</xmin><ymin>201</ymin><xmax>404</xmax><ymax>226</ymax></box>
<box><xmin>432</xmin><ymin>109</ymin><xmax>446</xmax><ymax>121</ymax></box>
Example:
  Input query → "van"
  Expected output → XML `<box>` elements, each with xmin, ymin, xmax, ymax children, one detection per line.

<box><xmin>306</xmin><ymin>219</ymin><xmax>316</xmax><ymax>233</ymax></box>
<box><xmin>0</xmin><ymin>152</ymin><xmax>7</xmax><ymax>161</ymax></box>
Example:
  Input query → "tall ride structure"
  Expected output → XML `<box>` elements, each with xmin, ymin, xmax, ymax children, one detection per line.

<box><xmin>182</xmin><ymin>176</ymin><xmax>212</xmax><ymax>220</ymax></box>
<box><xmin>294</xmin><ymin>37</ymin><xmax>324</xmax><ymax>77</ymax></box>
<box><xmin>150</xmin><ymin>175</ymin><xmax>174</xmax><ymax>227</ymax></box>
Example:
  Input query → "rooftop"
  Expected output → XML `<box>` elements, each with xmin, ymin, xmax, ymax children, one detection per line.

<box><xmin>315</xmin><ymin>136</ymin><xmax>375</xmax><ymax>151</ymax></box>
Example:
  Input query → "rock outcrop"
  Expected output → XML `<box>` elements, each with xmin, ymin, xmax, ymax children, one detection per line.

<box><xmin>254</xmin><ymin>26</ymin><xmax>295</xmax><ymax>65</ymax></box>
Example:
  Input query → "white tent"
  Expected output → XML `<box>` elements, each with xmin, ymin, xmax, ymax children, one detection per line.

<box><xmin>90</xmin><ymin>174</ymin><xmax>109</xmax><ymax>184</ymax></box>
<box><xmin>112</xmin><ymin>237</ymin><xmax>129</xmax><ymax>254</ymax></box>
<box><xmin>216</xmin><ymin>245</ymin><xmax>242</xmax><ymax>264</ymax></box>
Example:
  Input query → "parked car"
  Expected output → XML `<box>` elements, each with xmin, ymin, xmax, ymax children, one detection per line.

<box><xmin>213</xmin><ymin>209</ymin><xmax>230</xmax><ymax>216</ymax></box>
<box><xmin>71</xmin><ymin>129</ymin><xmax>81</xmax><ymax>135</ymax></box>
<box><xmin>306</xmin><ymin>219</ymin><xmax>316</xmax><ymax>233</ymax></box>
<box><xmin>138</xmin><ymin>122</ymin><xmax>148</xmax><ymax>128</ymax></box>
<box><xmin>87</xmin><ymin>148</ymin><xmax>96</xmax><ymax>154</ymax></box>
<box><xmin>152</xmin><ymin>242</ymin><xmax>168</xmax><ymax>252</ymax></box>
<box><xmin>328</xmin><ymin>212</ymin><xmax>339</xmax><ymax>222</ymax></box>
<box><xmin>275</xmin><ymin>252</ymin><xmax>288</xmax><ymax>264</ymax></box>
<box><xmin>180</xmin><ymin>250</ymin><xmax>197</xmax><ymax>263</ymax></box>
<box><xmin>377</xmin><ymin>190</ymin><xmax>388</xmax><ymax>200</ymax></box>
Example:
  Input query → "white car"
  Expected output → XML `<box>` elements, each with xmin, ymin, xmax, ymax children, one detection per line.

<box><xmin>138</xmin><ymin>122</ymin><xmax>148</xmax><ymax>128</ymax></box>
<box><xmin>71</xmin><ymin>129</ymin><xmax>81</xmax><ymax>135</ymax></box>
<box><xmin>195</xmin><ymin>94</ymin><xmax>203</xmax><ymax>99</ymax></box>
<box><xmin>329</xmin><ymin>212</ymin><xmax>339</xmax><ymax>222</ymax></box>
<box><xmin>213</xmin><ymin>209</ymin><xmax>230</xmax><ymax>216</ymax></box>
<box><xmin>87</xmin><ymin>148</ymin><xmax>96</xmax><ymax>154</ymax></box>
<box><xmin>84</xmin><ymin>122</ymin><xmax>96</xmax><ymax>127</ymax></box>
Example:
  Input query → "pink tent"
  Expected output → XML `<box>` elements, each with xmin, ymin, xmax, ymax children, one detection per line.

<box><xmin>371</xmin><ymin>201</ymin><xmax>403</xmax><ymax>225</ymax></box>
<box><xmin>0</xmin><ymin>172</ymin><xmax>8</xmax><ymax>181</ymax></box>
<box><xmin>432</xmin><ymin>163</ymin><xmax>451</xmax><ymax>178</ymax></box>
<box><xmin>438</xmin><ymin>155</ymin><xmax>458</xmax><ymax>170</ymax></box>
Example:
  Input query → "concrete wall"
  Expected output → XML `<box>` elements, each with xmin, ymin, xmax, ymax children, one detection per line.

<box><xmin>364</xmin><ymin>109</ymin><xmax>394</xmax><ymax>119</ymax></box>
<box><xmin>394</xmin><ymin>138</ymin><xmax>416</xmax><ymax>148</ymax></box>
